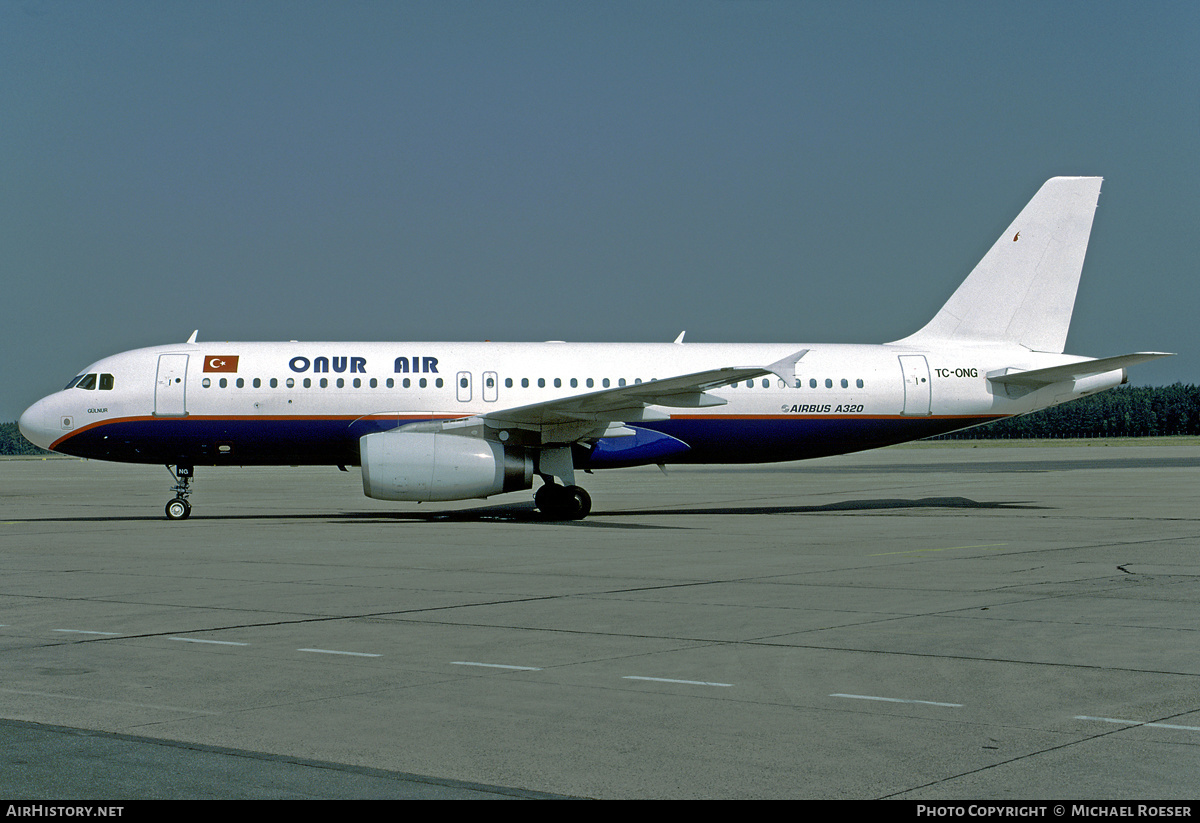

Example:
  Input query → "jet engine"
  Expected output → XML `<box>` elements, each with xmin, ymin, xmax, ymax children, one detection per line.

<box><xmin>359</xmin><ymin>430</ymin><xmax>533</xmax><ymax>502</ymax></box>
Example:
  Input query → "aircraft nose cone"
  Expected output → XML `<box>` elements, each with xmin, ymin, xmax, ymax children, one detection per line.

<box><xmin>18</xmin><ymin>397</ymin><xmax>57</xmax><ymax>451</ymax></box>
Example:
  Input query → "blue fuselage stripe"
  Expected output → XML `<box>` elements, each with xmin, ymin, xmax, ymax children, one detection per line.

<box><xmin>51</xmin><ymin>415</ymin><xmax>1001</xmax><ymax>467</ymax></box>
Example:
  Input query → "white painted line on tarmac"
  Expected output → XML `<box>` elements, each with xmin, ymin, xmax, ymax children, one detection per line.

<box><xmin>451</xmin><ymin>661</ymin><xmax>543</xmax><ymax>671</ymax></box>
<box><xmin>831</xmin><ymin>693</ymin><xmax>962</xmax><ymax>707</ymax></box>
<box><xmin>624</xmin><ymin>676</ymin><xmax>733</xmax><ymax>687</ymax></box>
<box><xmin>298</xmin><ymin>648</ymin><xmax>381</xmax><ymax>658</ymax></box>
<box><xmin>54</xmin><ymin>629</ymin><xmax>121</xmax><ymax>636</ymax></box>
<box><xmin>1076</xmin><ymin>716</ymin><xmax>1200</xmax><ymax>732</ymax></box>
<box><xmin>170</xmin><ymin>637</ymin><xmax>249</xmax><ymax>646</ymax></box>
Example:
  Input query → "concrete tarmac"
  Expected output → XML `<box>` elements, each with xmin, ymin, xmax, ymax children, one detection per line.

<box><xmin>1</xmin><ymin>442</ymin><xmax>1199</xmax><ymax>799</ymax></box>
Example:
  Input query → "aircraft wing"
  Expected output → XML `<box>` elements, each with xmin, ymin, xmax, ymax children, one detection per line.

<box><xmin>479</xmin><ymin>349</ymin><xmax>808</xmax><ymax>429</ymax></box>
<box><xmin>988</xmin><ymin>352</ymin><xmax>1174</xmax><ymax>388</ymax></box>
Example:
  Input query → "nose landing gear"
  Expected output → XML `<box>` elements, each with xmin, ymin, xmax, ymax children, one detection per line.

<box><xmin>165</xmin><ymin>464</ymin><xmax>194</xmax><ymax>520</ymax></box>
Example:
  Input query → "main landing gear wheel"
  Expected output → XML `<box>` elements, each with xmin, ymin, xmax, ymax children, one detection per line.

<box><xmin>534</xmin><ymin>483</ymin><xmax>592</xmax><ymax>520</ymax></box>
<box><xmin>166</xmin><ymin>497</ymin><xmax>191</xmax><ymax>520</ymax></box>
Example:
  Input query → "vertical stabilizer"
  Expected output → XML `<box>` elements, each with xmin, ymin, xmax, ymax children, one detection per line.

<box><xmin>893</xmin><ymin>177</ymin><xmax>1102</xmax><ymax>353</ymax></box>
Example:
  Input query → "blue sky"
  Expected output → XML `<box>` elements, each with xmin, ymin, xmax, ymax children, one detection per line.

<box><xmin>4</xmin><ymin>1</ymin><xmax>1198</xmax><ymax>421</ymax></box>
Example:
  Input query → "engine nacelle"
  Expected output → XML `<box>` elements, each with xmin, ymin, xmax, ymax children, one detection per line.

<box><xmin>360</xmin><ymin>431</ymin><xmax>533</xmax><ymax>502</ymax></box>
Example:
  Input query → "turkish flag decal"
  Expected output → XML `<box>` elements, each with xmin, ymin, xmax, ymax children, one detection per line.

<box><xmin>203</xmin><ymin>356</ymin><xmax>240</xmax><ymax>373</ymax></box>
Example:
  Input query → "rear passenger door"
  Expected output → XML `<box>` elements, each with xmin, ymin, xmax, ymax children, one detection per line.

<box><xmin>899</xmin><ymin>355</ymin><xmax>931</xmax><ymax>416</ymax></box>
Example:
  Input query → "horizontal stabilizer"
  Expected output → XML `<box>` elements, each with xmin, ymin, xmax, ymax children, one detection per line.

<box><xmin>988</xmin><ymin>352</ymin><xmax>1174</xmax><ymax>388</ymax></box>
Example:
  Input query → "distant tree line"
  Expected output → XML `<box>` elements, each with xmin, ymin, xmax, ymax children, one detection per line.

<box><xmin>933</xmin><ymin>383</ymin><xmax>1200</xmax><ymax>440</ymax></box>
<box><xmin>2</xmin><ymin>384</ymin><xmax>1198</xmax><ymax>455</ymax></box>
<box><xmin>1</xmin><ymin>422</ymin><xmax>50</xmax><ymax>455</ymax></box>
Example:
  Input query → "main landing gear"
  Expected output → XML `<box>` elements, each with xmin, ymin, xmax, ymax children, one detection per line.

<box><xmin>534</xmin><ymin>481</ymin><xmax>591</xmax><ymax>520</ymax></box>
<box><xmin>165</xmin><ymin>464</ymin><xmax>194</xmax><ymax>520</ymax></box>
<box><xmin>532</xmin><ymin>446</ymin><xmax>591</xmax><ymax>521</ymax></box>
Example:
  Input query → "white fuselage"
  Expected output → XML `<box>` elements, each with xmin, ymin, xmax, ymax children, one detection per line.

<box><xmin>20</xmin><ymin>339</ymin><xmax>1118</xmax><ymax>469</ymax></box>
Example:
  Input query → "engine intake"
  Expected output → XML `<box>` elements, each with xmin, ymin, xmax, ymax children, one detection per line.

<box><xmin>360</xmin><ymin>431</ymin><xmax>532</xmax><ymax>502</ymax></box>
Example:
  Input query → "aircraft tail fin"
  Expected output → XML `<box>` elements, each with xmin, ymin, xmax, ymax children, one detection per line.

<box><xmin>893</xmin><ymin>177</ymin><xmax>1103</xmax><ymax>353</ymax></box>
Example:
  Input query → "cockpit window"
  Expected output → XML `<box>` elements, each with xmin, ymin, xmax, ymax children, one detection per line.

<box><xmin>64</xmin><ymin>375</ymin><xmax>84</xmax><ymax>390</ymax></box>
<box><xmin>69</xmin><ymin>373</ymin><xmax>113</xmax><ymax>390</ymax></box>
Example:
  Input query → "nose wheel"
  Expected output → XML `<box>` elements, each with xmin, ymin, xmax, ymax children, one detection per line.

<box><xmin>166</xmin><ymin>497</ymin><xmax>191</xmax><ymax>520</ymax></box>
<box><xmin>165</xmin><ymin>464</ymin><xmax>194</xmax><ymax>520</ymax></box>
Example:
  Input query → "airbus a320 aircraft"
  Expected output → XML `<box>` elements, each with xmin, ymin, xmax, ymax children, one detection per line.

<box><xmin>20</xmin><ymin>177</ymin><xmax>1171</xmax><ymax>521</ymax></box>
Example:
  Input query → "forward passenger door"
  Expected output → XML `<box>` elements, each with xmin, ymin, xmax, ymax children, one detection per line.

<box><xmin>154</xmin><ymin>354</ymin><xmax>189</xmax><ymax>417</ymax></box>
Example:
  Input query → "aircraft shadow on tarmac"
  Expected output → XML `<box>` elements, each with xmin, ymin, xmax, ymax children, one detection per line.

<box><xmin>455</xmin><ymin>496</ymin><xmax>1050</xmax><ymax>526</ymax></box>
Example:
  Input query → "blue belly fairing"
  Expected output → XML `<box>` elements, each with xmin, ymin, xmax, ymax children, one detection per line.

<box><xmin>633</xmin><ymin>416</ymin><xmax>999</xmax><ymax>463</ymax></box>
